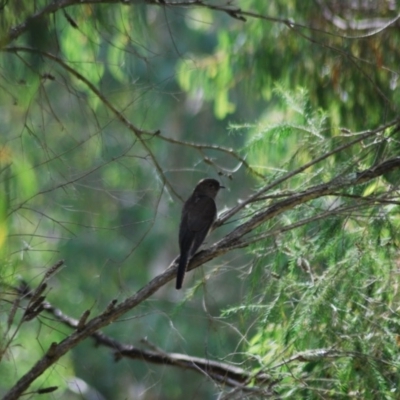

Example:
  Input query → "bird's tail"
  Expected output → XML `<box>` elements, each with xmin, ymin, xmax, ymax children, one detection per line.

<box><xmin>176</xmin><ymin>252</ymin><xmax>188</xmax><ymax>290</ymax></box>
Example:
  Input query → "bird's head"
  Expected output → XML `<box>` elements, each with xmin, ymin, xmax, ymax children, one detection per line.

<box><xmin>194</xmin><ymin>178</ymin><xmax>224</xmax><ymax>198</ymax></box>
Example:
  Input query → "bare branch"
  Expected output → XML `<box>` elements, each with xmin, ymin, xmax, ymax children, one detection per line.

<box><xmin>150</xmin><ymin>132</ymin><xmax>266</xmax><ymax>180</ymax></box>
<box><xmin>3</xmin><ymin>47</ymin><xmax>180</xmax><ymax>201</ymax></box>
<box><xmin>13</xmin><ymin>286</ymin><xmax>276</xmax><ymax>391</ymax></box>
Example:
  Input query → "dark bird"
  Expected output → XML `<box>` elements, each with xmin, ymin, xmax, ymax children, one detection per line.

<box><xmin>176</xmin><ymin>178</ymin><xmax>224</xmax><ymax>290</ymax></box>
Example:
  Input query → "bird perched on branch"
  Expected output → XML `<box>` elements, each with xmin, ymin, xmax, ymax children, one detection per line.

<box><xmin>176</xmin><ymin>178</ymin><xmax>224</xmax><ymax>290</ymax></box>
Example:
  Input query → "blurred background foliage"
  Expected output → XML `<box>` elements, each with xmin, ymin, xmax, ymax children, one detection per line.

<box><xmin>1</xmin><ymin>0</ymin><xmax>400</xmax><ymax>399</ymax></box>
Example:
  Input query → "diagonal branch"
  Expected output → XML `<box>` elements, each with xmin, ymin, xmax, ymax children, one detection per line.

<box><xmin>215</xmin><ymin>156</ymin><xmax>400</xmax><ymax>252</ymax></box>
<box><xmin>113</xmin><ymin>344</ymin><xmax>275</xmax><ymax>391</ymax></box>
<box><xmin>217</xmin><ymin>119</ymin><xmax>400</xmax><ymax>226</ymax></box>
<box><xmin>21</xmin><ymin>295</ymin><xmax>273</xmax><ymax>390</ymax></box>
<box><xmin>4</xmin><ymin>145</ymin><xmax>400</xmax><ymax>398</ymax></box>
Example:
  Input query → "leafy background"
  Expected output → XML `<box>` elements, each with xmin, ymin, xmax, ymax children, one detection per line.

<box><xmin>1</xmin><ymin>1</ymin><xmax>400</xmax><ymax>399</ymax></box>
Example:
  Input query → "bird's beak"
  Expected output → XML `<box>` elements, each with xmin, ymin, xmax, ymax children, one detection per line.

<box><xmin>220</xmin><ymin>185</ymin><xmax>225</xmax><ymax>189</ymax></box>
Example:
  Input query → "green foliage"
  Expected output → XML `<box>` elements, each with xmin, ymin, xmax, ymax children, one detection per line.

<box><xmin>241</xmin><ymin>210</ymin><xmax>400</xmax><ymax>398</ymax></box>
<box><xmin>0</xmin><ymin>316</ymin><xmax>73</xmax><ymax>395</ymax></box>
<box><xmin>218</xmin><ymin>88</ymin><xmax>400</xmax><ymax>398</ymax></box>
<box><xmin>177</xmin><ymin>0</ymin><xmax>400</xmax><ymax>128</ymax></box>
<box><xmin>1</xmin><ymin>1</ymin><xmax>400</xmax><ymax>399</ymax></box>
<box><xmin>239</xmin><ymin>86</ymin><xmax>328</xmax><ymax>175</ymax></box>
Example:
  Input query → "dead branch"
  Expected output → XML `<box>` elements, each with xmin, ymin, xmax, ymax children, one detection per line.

<box><xmin>12</xmin><ymin>287</ymin><xmax>276</xmax><ymax>391</ymax></box>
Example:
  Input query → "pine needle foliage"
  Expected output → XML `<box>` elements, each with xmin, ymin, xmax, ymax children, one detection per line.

<box><xmin>225</xmin><ymin>88</ymin><xmax>400</xmax><ymax>398</ymax></box>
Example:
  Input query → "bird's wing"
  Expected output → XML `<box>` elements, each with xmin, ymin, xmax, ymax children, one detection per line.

<box><xmin>186</xmin><ymin>196</ymin><xmax>216</xmax><ymax>232</ymax></box>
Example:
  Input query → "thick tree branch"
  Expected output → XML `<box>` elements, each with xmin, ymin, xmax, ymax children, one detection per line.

<box><xmin>16</xmin><ymin>293</ymin><xmax>274</xmax><ymax>390</ymax></box>
<box><xmin>114</xmin><ymin>344</ymin><xmax>275</xmax><ymax>390</ymax></box>
<box><xmin>4</xmin><ymin>111</ymin><xmax>400</xmax><ymax>400</ymax></box>
<box><xmin>4</xmin><ymin>140</ymin><xmax>400</xmax><ymax>398</ymax></box>
<box><xmin>215</xmin><ymin>156</ymin><xmax>400</xmax><ymax>252</ymax></box>
<box><xmin>217</xmin><ymin>119</ymin><xmax>400</xmax><ymax>226</ymax></box>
